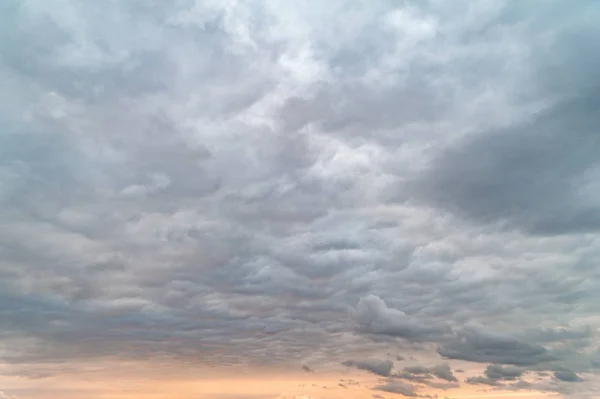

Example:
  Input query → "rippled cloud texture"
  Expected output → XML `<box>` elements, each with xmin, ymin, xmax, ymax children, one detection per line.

<box><xmin>1</xmin><ymin>0</ymin><xmax>600</xmax><ymax>398</ymax></box>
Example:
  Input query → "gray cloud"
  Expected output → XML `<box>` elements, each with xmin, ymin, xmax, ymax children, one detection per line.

<box><xmin>351</xmin><ymin>295</ymin><xmax>450</xmax><ymax>341</ymax></box>
<box><xmin>414</xmin><ymin>92</ymin><xmax>600</xmax><ymax>235</ymax></box>
<box><xmin>484</xmin><ymin>364</ymin><xmax>524</xmax><ymax>381</ymax></box>
<box><xmin>342</xmin><ymin>359</ymin><xmax>394</xmax><ymax>377</ymax></box>
<box><xmin>465</xmin><ymin>376</ymin><xmax>501</xmax><ymax>387</ymax></box>
<box><xmin>430</xmin><ymin>364</ymin><xmax>458</xmax><ymax>382</ymax></box>
<box><xmin>394</xmin><ymin>364</ymin><xmax>458</xmax><ymax>390</ymax></box>
<box><xmin>425</xmin><ymin>381</ymin><xmax>459</xmax><ymax>391</ymax></box>
<box><xmin>591</xmin><ymin>352</ymin><xmax>600</xmax><ymax>369</ymax></box>
<box><xmin>519</xmin><ymin>326</ymin><xmax>593</xmax><ymax>343</ymax></box>
<box><xmin>465</xmin><ymin>377</ymin><xmax>532</xmax><ymax>391</ymax></box>
<box><xmin>1</xmin><ymin>0</ymin><xmax>600</xmax><ymax>397</ymax></box>
<box><xmin>373</xmin><ymin>380</ymin><xmax>419</xmax><ymax>397</ymax></box>
<box><xmin>438</xmin><ymin>324</ymin><xmax>557</xmax><ymax>366</ymax></box>
<box><xmin>554</xmin><ymin>370</ymin><xmax>583</xmax><ymax>382</ymax></box>
<box><xmin>403</xmin><ymin>366</ymin><xmax>431</xmax><ymax>376</ymax></box>
<box><xmin>465</xmin><ymin>364</ymin><xmax>526</xmax><ymax>387</ymax></box>
<box><xmin>399</xmin><ymin>364</ymin><xmax>457</xmax><ymax>383</ymax></box>
<box><xmin>409</xmin><ymin>0</ymin><xmax>600</xmax><ymax>237</ymax></box>
<box><xmin>394</xmin><ymin>372</ymin><xmax>433</xmax><ymax>384</ymax></box>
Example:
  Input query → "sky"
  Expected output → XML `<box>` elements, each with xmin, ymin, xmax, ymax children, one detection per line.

<box><xmin>0</xmin><ymin>0</ymin><xmax>600</xmax><ymax>398</ymax></box>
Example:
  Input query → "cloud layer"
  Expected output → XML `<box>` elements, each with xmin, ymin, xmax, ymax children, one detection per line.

<box><xmin>1</xmin><ymin>0</ymin><xmax>600</xmax><ymax>398</ymax></box>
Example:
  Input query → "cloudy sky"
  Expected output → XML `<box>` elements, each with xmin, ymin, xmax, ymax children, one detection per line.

<box><xmin>1</xmin><ymin>0</ymin><xmax>600</xmax><ymax>398</ymax></box>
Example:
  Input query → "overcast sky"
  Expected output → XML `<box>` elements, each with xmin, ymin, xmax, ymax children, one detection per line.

<box><xmin>1</xmin><ymin>1</ymin><xmax>600</xmax><ymax>398</ymax></box>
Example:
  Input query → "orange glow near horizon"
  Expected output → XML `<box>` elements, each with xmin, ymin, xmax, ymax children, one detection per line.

<box><xmin>0</xmin><ymin>363</ymin><xmax>560</xmax><ymax>399</ymax></box>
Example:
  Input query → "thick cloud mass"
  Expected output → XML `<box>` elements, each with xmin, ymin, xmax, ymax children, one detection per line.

<box><xmin>1</xmin><ymin>0</ymin><xmax>600</xmax><ymax>398</ymax></box>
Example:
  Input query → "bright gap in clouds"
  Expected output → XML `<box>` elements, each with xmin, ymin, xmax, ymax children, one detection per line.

<box><xmin>1</xmin><ymin>0</ymin><xmax>600</xmax><ymax>398</ymax></box>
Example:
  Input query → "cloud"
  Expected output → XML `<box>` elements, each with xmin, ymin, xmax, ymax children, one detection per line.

<box><xmin>302</xmin><ymin>364</ymin><xmax>313</xmax><ymax>373</ymax></box>
<box><xmin>520</xmin><ymin>326</ymin><xmax>593</xmax><ymax>343</ymax></box>
<box><xmin>430</xmin><ymin>364</ymin><xmax>458</xmax><ymax>382</ymax></box>
<box><xmin>394</xmin><ymin>372</ymin><xmax>433</xmax><ymax>384</ymax></box>
<box><xmin>466</xmin><ymin>364</ymin><xmax>533</xmax><ymax>390</ymax></box>
<box><xmin>414</xmin><ymin>93</ymin><xmax>600</xmax><ymax>235</ymax></box>
<box><xmin>554</xmin><ymin>370</ymin><xmax>583</xmax><ymax>382</ymax></box>
<box><xmin>1</xmin><ymin>1</ymin><xmax>600</xmax><ymax>398</ymax></box>
<box><xmin>408</xmin><ymin>1</ymin><xmax>600</xmax><ymax>236</ymax></box>
<box><xmin>374</xmin><ymin>381</ymin><xmax>419</xmax><ymax>397</ymax></box>
<box><xmin>394</xmin><ymin>364</ymin><xmax>458</xmax><ymax>390</ymax></box>
<box><xmin>466</xmin><ymin>376</ymin><xmax>532</xmax><ymax>391</ymax></box>
<box><xmin>483</xmin><ymin>364</ymin><xmax>524</xmax><ymax>381</ymax></box>
<box><xmin>351</xmin><ymin>295</ymin><xmax>449</xmax><ymax>341</ymax></box>
<box><xmin>592</xmin><ymin>352</ymin><xmax>600</xmax><ymax>368</ymax></box>
<box><xmin>503</xmin><ymin>380</ymin><xmax>533</xmax><ymax>391</ymax></box>
<box><xmin>342</xmin><ymin>359</ymin><xmax>394</xmax><ymax>377</ymax></box>
<box><xmin>403</xmin><ymin>365</ymin><xmax>430</xmax><ymax>375</ymax></box>
<box><xmin>398</xmin><ymin>364</ymin><xmax>457</xmax><ymax>383</ymax></box>
<box><xmin>465</xmin><ymin>376</ymin><xmax>501</xmax><ymax>387</ymax></box>
<box><xmin>437</xmin><ymin>324</ymin><xmax>557</xmax><ymax>366</ymax></box>
<box><xmin>426</xmin><ymin>382</ymin><xmax>459</xmax><ymax>390</ymax></box>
